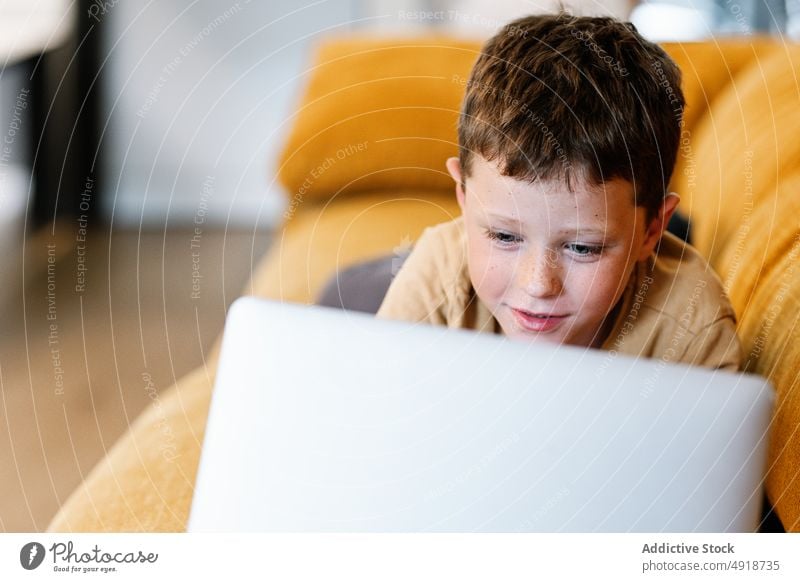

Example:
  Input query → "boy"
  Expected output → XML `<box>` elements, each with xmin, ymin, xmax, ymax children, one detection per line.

<box><xmin>377</xmin><ymin>12</ymin><xmax>741</xmax><ymax>370</ymax></box>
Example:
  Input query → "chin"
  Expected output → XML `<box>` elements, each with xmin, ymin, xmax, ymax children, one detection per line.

<box><xmin>499</xmin><ymin>321</ymin><xmax>566</xmax><ymax>344</ymax></box>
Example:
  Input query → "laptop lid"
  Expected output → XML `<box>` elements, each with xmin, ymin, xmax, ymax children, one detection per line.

<box><xmin>188</xmin><ymin>297</ymin><xmax>773</xmax><ymax>532</ymax></box>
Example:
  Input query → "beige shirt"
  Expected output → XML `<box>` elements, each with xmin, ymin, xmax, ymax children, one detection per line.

<box><xmin>377</xmin><ymin>217</ymin><xmax>742</xmax><ymax>371</ymax></box>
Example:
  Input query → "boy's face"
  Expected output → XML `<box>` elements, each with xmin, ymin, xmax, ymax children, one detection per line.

<box><xmin>447</xmin><ymin>155</ymin><xmax>679</xmax><ymax>348</ymax></box>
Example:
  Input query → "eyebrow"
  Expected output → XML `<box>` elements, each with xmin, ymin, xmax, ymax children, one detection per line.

<box><xmin>555</xmin><ymin>227</ymin><xmax>610</xmax><ymax>235</ymax></box>
<box><xmin>486</xmin><ymin>215</ymin><xmax>610</xmax><ymax>235</ymax></box>
<box><xmin>486</xmin><ymin>214</ymin><xmax>522</xmax><ymax>226</ymax></box>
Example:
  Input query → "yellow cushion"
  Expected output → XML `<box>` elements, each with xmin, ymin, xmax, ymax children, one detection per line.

<box><xmin>250</xmin><ymin>191</ymin><xmax>461</xmax><ymax>304</ymax></box>
<box><xmin>663</xmin><ymin>39</ymin><xmax>779</xmax><ymax>202</ymax></box>
<box><xmin>278</xmin><ymin>37</ymin><xmax>481</xmax><ymax>204</ymax></box>
<box><xmin>46</xmin><ymin>366</ymin><xmax>214</xmax><ymax>532</ymax></box>
<box><xmin>279</xmin><ymin>36</ymin><xmax>778</xmax><ymax>215</ymax></box>
<box><xmin>674</xmin><ymin>44</ymin><xmax>800</xmax><ymax>264</ymax></box>
<box><xmin>740</xmin><ymin>245</ymin><xmax>800</xmax><ymax>531</ymax></box>
<box><xmin>716</xmin><ymin>169</ymin><xmax>800</xmax><ymax>529</ymax></box>
<box><xmin>716</xmin><ymin>170</ymin><xmax>800</xmax><ymax>312</ymax></box>
<box><xmin>662</xmin><ymin>39</ymin><xmax>778</xmax><ymax>136</ymax></box>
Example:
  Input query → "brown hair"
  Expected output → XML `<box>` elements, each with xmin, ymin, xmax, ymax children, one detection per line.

<box><xmin>458</xmin><ymin>12</ymin><xmax>685</xmax><ymax>221</ymax></box>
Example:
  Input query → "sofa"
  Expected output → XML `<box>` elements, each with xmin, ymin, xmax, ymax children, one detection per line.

<box><xmin>47</xmin><ymin>34</ymin><xmax>800</xmax><ymax>532</ymax></box>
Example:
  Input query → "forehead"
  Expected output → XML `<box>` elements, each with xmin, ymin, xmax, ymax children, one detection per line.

<box><xmin>465</xmin><ymin>156</ymin><xmax>637</xmax><ymax>221</ymax></box>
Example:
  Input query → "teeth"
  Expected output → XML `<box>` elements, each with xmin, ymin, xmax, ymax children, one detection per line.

<box><xmin>516</xmin><ymin>309</ymin><xmax>557</xmax><ymax>319</ymax></box>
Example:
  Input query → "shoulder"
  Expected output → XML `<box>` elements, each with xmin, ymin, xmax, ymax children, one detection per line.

<box><xmin>396</xmin><ymin>216</ymin><xmax>472</xmax><ymax>301</ymax></box>
<box><xmin>607</xmin><ymin>232</ymin><xmax>742</xmax><ymax>371</ymax></box>
<box><xmin>414</xmin><ymin>216</ymin><xmax>469</xmax><ymax>282</ymax></box>
<box><xmin>376</xmin><ymin>216</ymin><xmax>471</xmax><ymax>323</ymax></box>
<box><xmin>644</xmin><ymin>232</ymin><xmax>737</xmax><ymax>332</ymax></box>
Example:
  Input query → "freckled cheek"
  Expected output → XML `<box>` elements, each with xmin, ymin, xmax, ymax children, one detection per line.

<box><xmin>572</xmin><ymin>263</ymin><xmax>627</xmax><ymax>311</ymax></box>
<box><xmin>467</xmin><ymin>244</ymin><xmax>514</xmax><ymax>301</ymax></box>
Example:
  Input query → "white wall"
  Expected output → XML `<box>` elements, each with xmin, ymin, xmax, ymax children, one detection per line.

<box><xmin>103</xmin><ymin>0</ymin><xmax>360</xmax><ymax>229</ymax></box>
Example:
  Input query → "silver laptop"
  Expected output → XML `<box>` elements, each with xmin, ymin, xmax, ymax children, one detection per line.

<box><xmin>188</xmin><ymin>297</ymin><xmax>773</xmax><ymax>532</ymax></box>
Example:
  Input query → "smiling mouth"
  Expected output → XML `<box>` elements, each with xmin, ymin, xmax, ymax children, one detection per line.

<box><xmin>510</xmin><ymin>307</ymin><xmax>569</xmax><ymax>333</ymax></box>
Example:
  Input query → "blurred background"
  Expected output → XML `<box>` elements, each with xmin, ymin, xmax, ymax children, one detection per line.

<box><xmin>0</xmin><ymin>0</ymin><xmax>796</xmax><ymax>532</ymax></box>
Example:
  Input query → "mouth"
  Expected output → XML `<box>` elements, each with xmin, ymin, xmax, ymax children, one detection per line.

<box><xmin>509</xmin><ymin>307</ymin><xmax>569</xmax><ymax>333</ymax></box>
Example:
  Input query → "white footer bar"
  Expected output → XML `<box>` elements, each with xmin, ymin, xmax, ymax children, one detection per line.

<box><xmin>2</xmin><ymin>533</ymin><xmax>796</xmax><ymax>581</ymax></box>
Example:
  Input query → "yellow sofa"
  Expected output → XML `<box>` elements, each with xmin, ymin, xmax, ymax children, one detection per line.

<box><xmin>47</xmin><ymin>35</ymin><xmax>800</xmax><ymax>532</ymax></box>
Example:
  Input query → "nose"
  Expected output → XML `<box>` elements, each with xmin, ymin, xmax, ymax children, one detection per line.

<box><xmin>515</xmin><ymin>247</ymin><xmax>563</xmax><ymax>298</ymax></box>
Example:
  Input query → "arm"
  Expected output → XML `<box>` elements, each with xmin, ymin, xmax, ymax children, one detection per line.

<box><xmin>678</xmin><ymin>315</ymin><xmax>743</xmax><ymax>372</ymax></box>
<box><xmin>375</xmin><ymin>235</ymin><xmax>447</xmax><ymax>325</ymax></box>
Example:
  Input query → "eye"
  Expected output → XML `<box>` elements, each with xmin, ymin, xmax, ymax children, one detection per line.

<box><xmin>485</xmin><ymin>229</ymin><xmax>521</xmax><ymax>247</ymax></box>
<box><xmin>566</xmin><ymin>243</ymin><xmax>604</xmax><ymax>257</ymax></box>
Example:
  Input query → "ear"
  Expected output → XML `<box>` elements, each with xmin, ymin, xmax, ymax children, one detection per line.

<box><xmin>637</xmin><ymin>193</ymin><xmax>681</xmax><ymax>261</ymax></box>
<box><xmin>446</xmin><ymin>157</ymin><xmax>466</xmax><ymax>212</ymax></box>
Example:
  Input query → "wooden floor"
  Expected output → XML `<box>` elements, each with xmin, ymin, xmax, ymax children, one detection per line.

<box><xmin>0</xmin><ymin>222</ymin><xmax>272</xmax><ymax>531</ymax></box>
